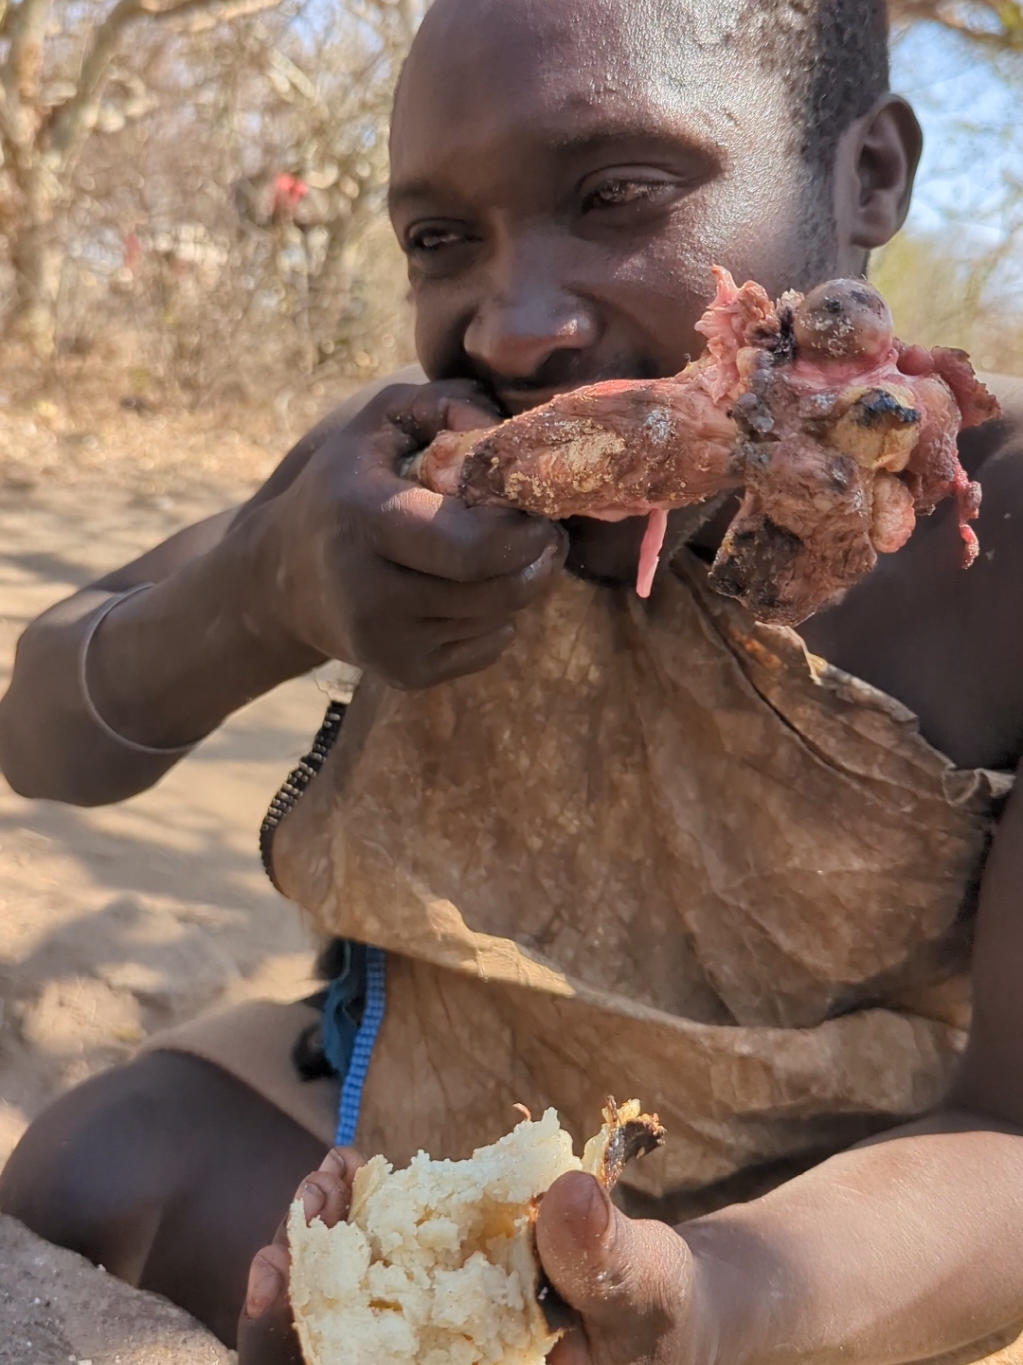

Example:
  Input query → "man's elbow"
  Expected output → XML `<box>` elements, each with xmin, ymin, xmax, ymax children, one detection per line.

<box><xmin>0</xmin><ymin>702</ymin><xmax>98</xmax><ymax>805</ymax></box>
<box><xmin>0</xmin><ymin>679</ymin><xmax>166</xmax><ymax>807</ymax></box>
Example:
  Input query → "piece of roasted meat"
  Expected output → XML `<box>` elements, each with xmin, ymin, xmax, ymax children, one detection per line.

<box><xmin>406</xmin><ymin>269</ymin><xmax>999</xmax><ymax>626</ymax></box>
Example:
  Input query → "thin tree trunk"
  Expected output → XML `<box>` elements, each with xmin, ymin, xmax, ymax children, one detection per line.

<box><xmin>7</xmin><ymin>168</ymin><xmax>63</xmax><ymax>352</ymax></box>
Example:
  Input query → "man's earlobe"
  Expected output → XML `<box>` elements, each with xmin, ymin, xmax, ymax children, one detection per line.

<box><xmin>837</xmin><ymin>95</ymin><xmax>923</xmax><ymax>253</ymax></box>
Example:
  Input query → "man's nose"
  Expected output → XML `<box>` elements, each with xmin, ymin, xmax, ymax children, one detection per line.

<box><xmin>463</xmin><ymin>247</ymin><xmax>598</xmax><ymax>379</ymax></box>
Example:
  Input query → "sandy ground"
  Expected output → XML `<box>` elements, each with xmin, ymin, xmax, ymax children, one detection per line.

<box><xmin>0</xmin><ymin>399</ymin><xmax>345</xmax><ymax>1168</ymax></box>
<box><xmin>0</xmin><ymin>1214</ymin><xmax>233</xmax><ymax>1364</ymax></box>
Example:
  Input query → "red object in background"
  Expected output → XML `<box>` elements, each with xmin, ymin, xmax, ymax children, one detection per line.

<box><xmin>124</xmin><ymin>231</ymin><xmax>142</xmax><ymax>272</ymax></box>
<box><xmin>271</xmin><ymin>172</ymin><xmax>309</xmax><ymax>221</ymax></box>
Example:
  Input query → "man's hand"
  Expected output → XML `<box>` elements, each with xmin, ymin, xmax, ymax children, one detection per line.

<box><xmin>238</xmin><ymin>1156</ymin><xmax>704</xmax><ymax>1365</ymax></box>
<box><xmin>244</xmin><ymin>380</ymin><xmax>567</xmax><ymax>690</ymax></box>
<box><xmin>237</xmin><ymin>1146</ymin><xmax>364</xmax><ymax>1365</ymax></box>
<box><xmin>538</xmin><ymin>1173</ymin><xmax>702</xmax><ymax>1365</ymax></box>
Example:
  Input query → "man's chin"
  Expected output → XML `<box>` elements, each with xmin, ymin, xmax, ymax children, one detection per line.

<box><xmin>562</xmin><ymin>514</ymin><xmax>645</xmax><ymax>589</ymax></box>
<box><xmin>562</xmin><ymin>559</ymin><xmax>636</xmax><ymax>590</ymax></box>
<box><xmin>561</xmin><ymin>494</ymin><xmax>737</xmax><ymax>588</ymax></box>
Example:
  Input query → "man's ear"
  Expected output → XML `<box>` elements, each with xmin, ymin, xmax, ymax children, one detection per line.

<box><xmin>834</xmin><ymin>95</ymin><xmax>923</xmax><ymax>254</ymax></box>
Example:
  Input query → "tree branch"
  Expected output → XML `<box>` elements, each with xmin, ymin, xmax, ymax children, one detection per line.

<box><xmin>45</xmin><ymin>0</ymin><xmax>143</xmax><ymax>161</ymax></box>
<box><xmin>0</xmin><ymin>0</ymin><xmax>55</xmax><ymax>151</ymax></box>
<box><xmin>47</xmin><ymin>0</ymin><xmax>281</xmax><ymax>165</ymax></box>
<box><xmin>891</xmin><ymin>0</ymin><xmax>1023</xmax><ymax>49</ymax></box>
<box><xmin>184</xmin><ymin>0</ymin><xmax>282</xmax><ymax>35</ymax></box>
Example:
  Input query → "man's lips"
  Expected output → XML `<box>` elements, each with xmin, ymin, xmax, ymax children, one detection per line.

<box><xmin>493</xmin><ymin>369</ymin><xmax>656</xmax><ymax>416</ymax></box>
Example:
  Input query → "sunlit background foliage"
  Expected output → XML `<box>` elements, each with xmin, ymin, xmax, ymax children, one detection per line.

<box><xmin>1</xmin><ymin>0</ymin><xmax>1022</xmax><ymax>402</ymax></box>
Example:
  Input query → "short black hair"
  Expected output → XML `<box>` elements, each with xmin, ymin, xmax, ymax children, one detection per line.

<box><xmin>753</xmin><ymin>0</ymin><xmax>890</xmax><ymax>173</ymax></box>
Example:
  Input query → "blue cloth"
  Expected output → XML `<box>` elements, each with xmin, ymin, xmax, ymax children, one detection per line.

<box><xmin>321</xmin><ymin>941</ymin><xmax>387</xmax><ymax>1148</ymax></box>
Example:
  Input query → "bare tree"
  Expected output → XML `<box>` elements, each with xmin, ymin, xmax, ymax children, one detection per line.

<box><xmin>890</xmin><ymin>1</ymin><xmax>1023</xmax><ymax>50</ymax></box>
<box><xmin>0</xmin><ymin>0</ymin><xmax>282</xmax><ymax>349</ymax></box>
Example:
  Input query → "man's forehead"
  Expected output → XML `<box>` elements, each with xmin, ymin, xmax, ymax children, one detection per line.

<box><xmin>408</xmin><ymin>0</ymin><xmax>752</xmax><ymax>55</ymax></box>
<box><xmin>392</xmin><ymin>0</ymin><xmax>769</xmax><ymax>177</ymax></box>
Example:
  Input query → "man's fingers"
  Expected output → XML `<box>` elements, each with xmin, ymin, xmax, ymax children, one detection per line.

<box><xmin>363</xmin><ymin>480</ymin><xmax>564</xmax><ymax>583</ymax></box>
<box><xmin>536</xmin><ymin>1173</ymin><xmax>617</xmax><ymax>1314</ymax></box>
<box><xmin>375</xmin><ymin>381</ymin><xmax>501</xmax><ymax>448</ymax></box>
<box><xmin>299</xmin><ymin>1145</ymin><xmax>364</xmax><ymax>1229</ymax></box>
<box><xmin>310</xmin><ymin>376</ymin><xmax>542</xmax><ymax>586</ymax></box>
<box><xmin>236</xmin><ymin>1147</ymin><xmax>367</xmax><ymax>1361</ymax></box>
<box><xmin>318</xmin><ymin>1143</ymin><xmax>366</xmax><ymax>1180</ymax></box>
<box><xmin>238</xmin><ymin>1242</ymin><xmax>303</xmax><ymax>1365</ymax></box>
<box><xmin>377</xmin><ymin>541</ymin><xmax>564</xmax><ymax>619</ymax></box>
<box><xmin>238</xmin><ymin>1245</ymin><xmax>304</xmax><ymax>1365</ymax></box>
<box><xmin>536</xmin><ymin>1172</ymin><xmax>689</xmax><ymax>1345</ymax></box>
<box><xmin>423</xmin><ymin>627</ymin><xmax>518</xmax><ymax>685</ymax></box>
<box><xmin>246</xmin><ymin>1242</ymin><xmax>290</xmax><ymax>1319</ymax></box>
<box><xmin>343</xmin><ymin>381</ymin><xmax>499</xmax><ymax>473</ymax></box>
<box><xmin>246</xmin><ymin>1147</ymin><xmax>364</xmax><ymax>1322</ymax></box>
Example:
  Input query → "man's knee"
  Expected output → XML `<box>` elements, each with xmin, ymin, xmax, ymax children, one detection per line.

<box><xmin>0</xmin><ymin>1052</ymin><xmax>207</xmax><ymax>1281</ymax></box>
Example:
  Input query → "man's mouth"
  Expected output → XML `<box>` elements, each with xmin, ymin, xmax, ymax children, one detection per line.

<box><xmin>490</xmin><ymin>363</ymin><xmax>657</xmax><ymax>417</ymax></box>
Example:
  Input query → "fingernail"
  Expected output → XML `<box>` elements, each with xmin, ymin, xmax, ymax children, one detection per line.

<box><xmin>582</xmin><ymin>1175</ymin><xmax>612</xmax><ymax>1239</ymax></box>
<box><xmin>302</xmin><ymin>1181</ymin><xmax>326</xmax><ymax>1223</ymax></box>
<box><xmin>246</xmin><ymin>1257</ymin><xmax>282</xmax><ymax>1319</ymax></box>
<box><xmin>525</xmin><ymin>541</ymin><xmax>560</xmax><ymax>579</ymax></box>
<box><xmin>325</xmin><ymin>1148</ymin><xmax>348</xmax><ymax>1178</ymax></box>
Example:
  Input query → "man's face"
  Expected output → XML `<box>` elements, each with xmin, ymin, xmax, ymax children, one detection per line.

<box><xmin>389</xmin><ymin>0</ymin><xmax>844</xmax><ymax>416</ymax></box>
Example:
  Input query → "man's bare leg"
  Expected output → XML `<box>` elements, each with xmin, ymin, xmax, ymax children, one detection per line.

<box><xmin>0</xmin><ymin>1050</ymin><xmax>328</xmax><ymax>1346</ymax></box>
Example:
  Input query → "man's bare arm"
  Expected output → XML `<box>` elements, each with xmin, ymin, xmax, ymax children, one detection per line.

<box><xmin>0</xmin><ymin>381</ymin><xmax>386</xmax><ymax>806</ymax></box>
<box><xmin>0</xmin><ymin>366</ymin><xmax>563</xmax><ymax>806</ymax></box>
<box><xmin>0</xmin><ymin>501</ymin><xmax>324</xmax><ymax>806</ymax></box>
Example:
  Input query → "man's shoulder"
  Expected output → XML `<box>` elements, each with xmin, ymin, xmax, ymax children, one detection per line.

<box><xmin>967</xmin><ymin>373</ymin><xmax>1023</xmax><ymax>470</ymax></box>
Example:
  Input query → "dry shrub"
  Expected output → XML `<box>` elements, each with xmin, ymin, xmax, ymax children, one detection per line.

<box><xmin>0</xmin><ymin>0</ymin><xmax>421</xmax><ymax>407</ymax></box>
<box><xmin>872</xmin><ymin>232</ymin><xmax>1023</xmax><ymax>377</ymax></box>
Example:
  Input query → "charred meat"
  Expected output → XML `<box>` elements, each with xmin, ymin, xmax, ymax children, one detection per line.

<box><xmin>408</xmin><ymin>271</ymin><xmax>998</xmax><ymax>625</ymax></box>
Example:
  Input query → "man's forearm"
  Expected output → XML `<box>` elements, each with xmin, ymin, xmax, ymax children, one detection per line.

<box><xmin>85</xmin><ymin>513</ymin><xmax>325</xmax><ymax>749</ymax></box>
<box><xmin>677</xmin><ymin>1115</ymin><xmax>1021</xmax><ymax>1365</ymax></box>
<box><xmin>0</xmin><ymin>510</ymin><xmax>324</xmax><ymax>805</ymax></box>
<box><xmin>680</xmin><ymin>1111</ymin><xmax>1023</xmax><ymax>1365</ymax></box>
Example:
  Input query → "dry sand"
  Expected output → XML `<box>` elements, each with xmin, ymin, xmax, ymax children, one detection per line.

<box><xmin>0</xmin><ymin>397</ymin><xmax>344</xmax><ymax>1167</ymax></box>
<box><xmin>0</xmin><ymin>1214</ymin><xmax>233</xmax><ymax>1364</ymax></box>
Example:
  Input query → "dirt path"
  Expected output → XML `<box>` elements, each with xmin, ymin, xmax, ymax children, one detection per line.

<box><xmin>0</xmin><ymin>420</ymin><xmax>339</xmax><ymax>1167</ymax></box>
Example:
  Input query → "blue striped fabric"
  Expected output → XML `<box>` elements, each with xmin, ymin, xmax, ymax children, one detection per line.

<box><xmin>335</xmin><ymin>946</ymin><xmax>387</xmax><ymax>1147</ymax></box>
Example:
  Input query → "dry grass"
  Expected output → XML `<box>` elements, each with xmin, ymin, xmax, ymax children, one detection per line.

<box><xmin>0</xmin><ymin>334</ymin><xmax>368</xmax><ymax>504</ymax></box>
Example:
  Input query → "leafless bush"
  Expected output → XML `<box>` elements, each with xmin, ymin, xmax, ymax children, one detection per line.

<box><xmin>0</xmin><ymin>0</ymin><xmax>421</xmax><ymax>403</ymax></box>
<box><xmin>4</xmin><ymin>0</ymin><xmax>1023</xmax><ymax>411</ymax></box>
<box><xmin>889</xmin><ymin>1</ymin><xmax>1023</xmax><ymax>50</ymax></box>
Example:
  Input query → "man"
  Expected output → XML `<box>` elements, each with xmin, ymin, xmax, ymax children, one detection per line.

<box><xmin>4</xmin><ymin>0</ymin><xmax>1023</xmax><ymax>1361</ymax></box>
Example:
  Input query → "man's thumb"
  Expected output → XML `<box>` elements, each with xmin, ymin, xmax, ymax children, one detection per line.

<box><xmin>535</xmin><ymin>1172</ymin><xmax>689</xmax><ymax>1341</ymax></box>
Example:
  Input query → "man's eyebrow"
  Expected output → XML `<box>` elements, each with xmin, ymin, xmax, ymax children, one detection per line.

<box><xmin>388</xmin><ymin>181</ymin><xmax>449</xmax><ymax>211</ymax></box>
<box><xmin>543</xmin><ymin>122</ymin><xmax>723</xmax><ymax>162</ymax></box>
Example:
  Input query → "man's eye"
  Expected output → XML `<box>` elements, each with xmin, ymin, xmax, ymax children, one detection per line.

<box><xmin>406</xmin><ymin>225</ymin><xmax>466</xmax><ymax>253</ymax></box>
<box><xmin>583</xmin><ymin>180</ymin><xmax>678</xmax><ymax>212</ymax></box>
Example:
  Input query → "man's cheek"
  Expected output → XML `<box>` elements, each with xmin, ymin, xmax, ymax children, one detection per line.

<box><xmin>414</xmin><ymin>302</ymin><xmax>472</xmax><ymax>380</ymax></box>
